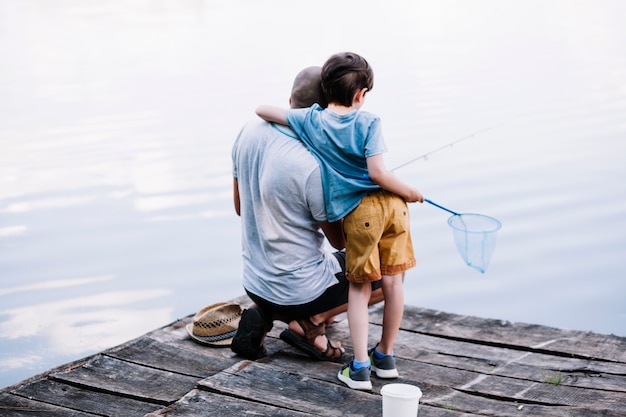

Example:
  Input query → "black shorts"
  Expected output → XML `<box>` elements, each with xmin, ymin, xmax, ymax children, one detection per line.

<box><xmin>246</xmin><ymin>251</ymin><xmax>381</xmax><ymax>321</ymax></box>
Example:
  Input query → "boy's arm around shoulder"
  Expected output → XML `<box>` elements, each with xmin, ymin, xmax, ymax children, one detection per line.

<box><xmin>256</xmin><ymin>105</ymin><xmax>289</xmax><ymax>126</ymax></box>
<box><xmin>366</xmin><ymin>154</ymin><xmax>424</xmax><ymax>203</ymax></box>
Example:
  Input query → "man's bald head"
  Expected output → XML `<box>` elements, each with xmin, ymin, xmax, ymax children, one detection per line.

<box><xmin>290</xmin><ymin>66</ymin><xmax>328</xmax><ymax>109</ymax></box>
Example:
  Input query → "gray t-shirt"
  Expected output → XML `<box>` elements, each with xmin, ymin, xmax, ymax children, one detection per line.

<box><xmin>232</xmin><ymin>120</ymin><xmax>340</xmax><ymax>305</ymax></box>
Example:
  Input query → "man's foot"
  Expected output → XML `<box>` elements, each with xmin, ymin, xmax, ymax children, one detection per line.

<box><xmin>337</xmin><ymin>360</ymin><xmax>372</xmax><ymax>390</ymax></box>
<box><xmin>369</xmin><ymin>345</ymin><xmax>399</xmax><ymax>378</ymax></box>
<box><xmin>279</xmin><ymin>329</ymin><xmax>344</xmax><ymax>361</ymax></box>
<box><xmin>280</xmin><ymin>318</ymin><xmax>344</xmax><ymax>361</ymax></box>
<box><xmin>231</xmin><ymin>307</ymin><xmax>268</xmax><ymax>360</ymax></box>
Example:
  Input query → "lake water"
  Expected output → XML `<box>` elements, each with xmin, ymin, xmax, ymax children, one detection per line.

<box><xmin>1</xmin><ymin>0</ymin><xmax>625</xmax><ymax>389</ymax></box>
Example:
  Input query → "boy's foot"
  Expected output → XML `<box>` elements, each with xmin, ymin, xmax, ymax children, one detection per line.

<box><xmin>337</xmin><ymin>360</ymin><xmax>372</xmax><ymax>390</ymax></box>
<box><xmin>369</xmin><ymin>346</ymin><xmax>399</xmax><ymax>378</ymax></box>
<box><xmin>231</xmin><ymin>307</ymin><xmax>267</xmax><ymax>360</ymax></box>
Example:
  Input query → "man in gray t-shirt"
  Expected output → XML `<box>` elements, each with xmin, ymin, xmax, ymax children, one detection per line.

<box><xmin>231</xmin><ymin>67</ymin><xmax>383</xmax><ymax>361</ymax></box>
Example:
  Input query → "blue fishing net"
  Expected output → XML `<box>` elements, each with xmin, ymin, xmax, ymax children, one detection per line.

<box><xmin>447</xmin><ymin>213</ymin><xmax>501</xmax><ymax>273</ymax></box>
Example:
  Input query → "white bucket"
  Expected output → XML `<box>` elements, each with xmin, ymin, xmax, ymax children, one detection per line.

<box><xmin>380</xmin><ymin>383</ymin><xmax>423</xmax><ymax>417</ymax></box>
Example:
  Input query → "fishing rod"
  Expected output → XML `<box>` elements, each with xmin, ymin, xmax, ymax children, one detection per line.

<box><xmin>384</xmin><ymin>121</ymin><xmax>502</xmax><ymax>217</ymax></box>
<box><xmin>391</xmin><ymin>122</ymin><xmax>502</xmax><ymax>172</ymax></box>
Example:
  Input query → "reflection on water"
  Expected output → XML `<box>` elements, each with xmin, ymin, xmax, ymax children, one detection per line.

<box><xmin>1</xmin><ymin>0</ymin><xmax>626</xmax><ymax>388</ymax></box>
<box><xmin>0</xmin><ymin>288</ymin><xmax>172</xmax><ymax>356</ymax></box>
<box><xmin>0</xmin><ymin>275</ymin><xmax>172</xmax><ymax>378</ymax></box>
<box><xmin>0</xmin><ymin>275</ymin><xmax>114</xmax><ymax>297</ymax></box>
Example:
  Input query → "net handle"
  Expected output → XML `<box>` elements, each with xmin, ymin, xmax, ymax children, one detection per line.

<box><xmin>425</xmin><ymin>199</ymin><xmax>459</xmax><ymax>216</ymax></box>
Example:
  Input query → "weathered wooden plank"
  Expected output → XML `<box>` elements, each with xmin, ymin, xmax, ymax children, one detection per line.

<box><xmin>394</xmin><ymin>359</ymin><xmax>626</xmax><ymax>412</ymax></box>
<box><xmin>415</xmin><ymin>382</ymin><xmax>626</xmax><ymax>417</ymax></box>
<box><xmin>375</xmin><ymin>326</ymin><xmax>626</xmax><ymax>395</ymax></box>
<box><xmin>404</xmin><ymin>345</ymin><xmax>626</xmax><ymax>394</ymax></box>
<box><xmin>195</xmin><ymin>360</ymin><xmax>482</xmax><ymax>417</ymax></box>
<box><xmin>386</xmin><ymin>320</ymin><xmax>626</xmax><ymax>374</ymax></box>
<box><xmin>270</xmin><ymin>337</ymin><xmax>626</xmax><ymax>415</ymax></box>
<box><xmin>10</xmin><ymin>379</ymin><xmax>158</xmax><ymax>417</ymax></box>
<box><xmin>268</xmin><ymin>353</ymin><xmax>625</xmax><ymax>417</ymax></box>
<box><xmin>466</xmin><ymin>375</ymin><xmax>626</xmax><ymax>411</ymax></box>
<box><xmin>255</xmin><ymin>315</ymin><xmax>626</xmax><ymax>403</ymax></box>
<box><xmin>374</xmin><ymin>305</ymin><xmax>626</xmax><ymax>363</ymax></box>
<box><xmin>0</xmin><ymin>392</ymin><xmax>98</xmax><ymax>417</ymax></box>
<box><xmin>145</xmin><ymin>389</ymin><xmax>314</xmax><ymax>417</ymax></box>
<box><xmin>324</xmin><ymin>321</ymin><xmax>626</xmax><ymax>394</ymax></box>
<box><xmin>50</xmin><ymin>354</ymin><xmax>197</xmax><ymax>405</ymax></box>
<box><xmin>199</xmin><ymin>360</ymin><xmax>381</xmax><ymax>417</ymax></box>
<box><xmin>155</xmin><ymin>388</ymin><xmax>486</xmax><ymax>417</ymax></box>
<box><xmin>105</xmin><ymin>335</ymin><xmax>240</xmax><ymax>378</ymax></box>
<box><xmin>266</xmin><ymin>353</ymin><xmax>626</xmax><ymax>417</ymax></box>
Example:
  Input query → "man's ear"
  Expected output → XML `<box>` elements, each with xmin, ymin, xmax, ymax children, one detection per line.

<box><xmin>289</xmin><ymin>97</ymin><xmax>293</xmax><ymax>107</ymax></box>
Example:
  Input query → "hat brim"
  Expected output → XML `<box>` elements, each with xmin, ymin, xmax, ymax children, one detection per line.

<box><xmin>186</xmin><ymin>323</ymin><xmax>236</xmax><ymax>347</ymax></box>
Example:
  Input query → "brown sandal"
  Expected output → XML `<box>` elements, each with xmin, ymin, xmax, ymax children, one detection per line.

<box><xmin>296</xmin><ymin>318</ymin><xmax>326</xmax><ymax>344</ymax></box>
<box><xmin>280</xmin><ymin>329</ymin><xmax>344</xmax><ymax>361</ymax></box>
<box><xmin>279</xmin><ymin>318</ymin><xmax>344</xmax><ymax>361</ymax></box>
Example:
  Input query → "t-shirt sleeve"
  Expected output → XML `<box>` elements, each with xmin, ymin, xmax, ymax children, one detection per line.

<box><xmin>285</xmin><ymin>107</ymin><xmax>309</xmax><ymax>141</ymax></box>
<box><xmin>364</xmin><ymin>116</ymin><xmax>388</xmax><ymax>158</ymax></box>
<box><xmin>286</xmin><ymin>103</ymin><xmax>325</xmax><ymax>147</ymax></box>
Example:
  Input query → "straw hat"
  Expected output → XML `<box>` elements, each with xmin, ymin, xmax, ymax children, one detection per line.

<box><xmin>186</xmin><ymin>302</ymin><xmax>243</xmax><ymax>347</ymax></box>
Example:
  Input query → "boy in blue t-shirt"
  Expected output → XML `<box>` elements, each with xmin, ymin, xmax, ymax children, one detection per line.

<box><xmin>256</xmin><ymin>52</ymin><xmax>424</xmax><ymax>390</ymax></box>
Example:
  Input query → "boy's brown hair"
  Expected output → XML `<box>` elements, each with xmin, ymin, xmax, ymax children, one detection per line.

<box><xmin>321</xmin><ymin>52</ymin><xmax>374</xmax><ymax>107</ymax></box>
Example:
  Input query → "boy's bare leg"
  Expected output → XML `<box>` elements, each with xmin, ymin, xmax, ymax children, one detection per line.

<box><xmin>309</xmin><ymin>285</ymin><xmax>384</xmax><ymax>326</ymax></box>
<box><xmin>348</xmin><ymin>281</ymin><xmax>373</xmax><ymax>363</ymax></box>
<box><xmin>377</xmin><ymin>272</ymin><xmax>404</xmax><ymax>355</ymax></box>
<box><xmin>286</xmin><ymin>285</ymin><xmax>385</xmax><ymax>353</ymax></box>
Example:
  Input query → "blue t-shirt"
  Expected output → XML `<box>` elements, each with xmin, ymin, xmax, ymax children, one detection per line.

<box><xmin>286</xmin><ymin>104</ymin><xmax>386</xmax><ymax>222</ymax></box>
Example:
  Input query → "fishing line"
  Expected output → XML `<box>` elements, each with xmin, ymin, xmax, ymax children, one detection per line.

<box><xmin>390</xmin><ymin>122</ymin><xmax>502</xmax><ymax>172</ymax></box>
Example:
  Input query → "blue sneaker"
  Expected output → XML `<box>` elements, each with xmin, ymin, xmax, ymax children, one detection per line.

<box><xmin>369</xmin><ymin>346</ymin><xmax>399</xmax><ymax>378</ymax></box>
<box><xmin>337</xmin><ymin>360</ymin><xmax>372</xmax><ymax>390</ymax></box>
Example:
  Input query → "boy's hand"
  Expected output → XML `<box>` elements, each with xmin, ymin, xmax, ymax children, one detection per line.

<box><xmin>404</xmin><ymin>188</ymin><xmax>424</xmax><ymax>203</ymax></box>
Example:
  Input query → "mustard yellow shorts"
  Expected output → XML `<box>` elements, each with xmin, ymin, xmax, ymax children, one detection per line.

<box><xmin>343</xmin><ymin>190</ymin><xmax>416</xmax><ymax>283</ymax></box>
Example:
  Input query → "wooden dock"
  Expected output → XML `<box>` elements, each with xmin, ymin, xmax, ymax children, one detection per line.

<box><xmin>1</xmin><ymin>297</ymin><xmax>625</xmax><ymax>416</ymax></box>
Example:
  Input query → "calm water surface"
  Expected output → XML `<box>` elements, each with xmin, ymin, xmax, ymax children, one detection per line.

<box><xmin>1</xmin><ymin>0</ymin><xmax>625</xmax><ymax>388</ymax></box>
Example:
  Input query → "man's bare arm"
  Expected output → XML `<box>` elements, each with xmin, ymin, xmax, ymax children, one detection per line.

<box><xmin>233</xmin><ymin>178</ymin><xmax>241</xmax><ymax>216</ymax></box>
<box><xmin>319</xmin><ymin>220</ymin><xmax>345</xmax><ymax>250</ymax></box>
